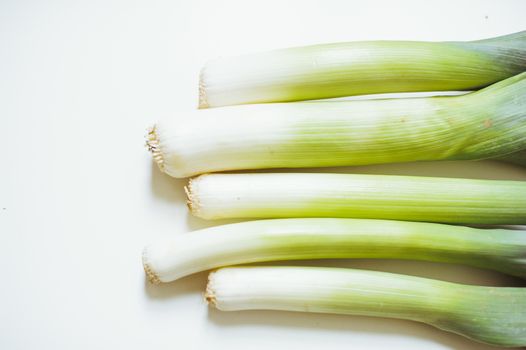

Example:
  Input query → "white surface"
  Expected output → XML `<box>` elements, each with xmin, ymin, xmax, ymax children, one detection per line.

<box><xmin>1</xmin><ymin>1</ymin><xmax>526</xmax><ymax>349</ymax></box>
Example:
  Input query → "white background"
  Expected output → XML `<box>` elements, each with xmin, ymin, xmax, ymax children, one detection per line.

<box><xmin>1</xmin><ymin>0</ymin><xmax>526</xmax><ymax>349</ymax></box>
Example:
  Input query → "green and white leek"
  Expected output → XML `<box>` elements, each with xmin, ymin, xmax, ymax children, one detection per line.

<box><xmin>149</xmin><ymin>72</ymin><xmax>526</xmax><ymax>178</ymax></box>
<box><xmin>206</xmin><ymin>266</ymin><xmax>526</xmax><ymax>347</ymax></box>
<box><xmin>199</xmin><ymin>31</ymin><xmax>526</xmax><ymax>107</ymax></box>
<box><xmin>186</xmin><ymin>173</ymin><xmax>526</xmax><ymax>224</ymax></box>
<box><xmin>142</xmin><ymin>218</ymin><xmax>526</xmax><ymax>283</ymax></box>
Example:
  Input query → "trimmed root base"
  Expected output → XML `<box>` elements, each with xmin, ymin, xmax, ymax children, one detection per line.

<box><xmin>146</xmin><ymin>125</ymin><xmax>165</xmax><ymax>172</ymax></box>
<box><xmin>142</xmin><ymin>246</ymin><xmax>161</xmax><ymax>284</ymax></box>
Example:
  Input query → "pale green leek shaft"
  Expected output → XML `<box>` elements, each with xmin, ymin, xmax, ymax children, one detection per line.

<box><xmin>142</xmin><ymin>218</ymin><xmax>526</xmax><ymax>283</ymax></box>
<box><xmin>187</xmin><ymin>173</ymin><xmax>526</xmax><ymax>224</ymax></box>
<box><xmin>149</xmin><ymin>72</ymin><xmax>526</xmax><ymax>178</ymax></box>
<box><xmin>207</xmin><ymin>266</ymin><xmax>526</xmax><ymax>347</ymax></box>
<box><xmin>199</xmin><ymin>31</ymin><xmax>526</xmax><ymax>107</ymax></box>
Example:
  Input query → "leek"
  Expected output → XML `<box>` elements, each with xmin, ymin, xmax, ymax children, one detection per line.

<box><xmin>142</xmin><ymin>218</ymin><xmax>526</xmax><ymax>283</ymax></box>
<box><xmin>186</xmin><ymin>173</ymin><xmax>526</xmax><ymax>224</ymax></box>
<box><xmin>206</xmin><ymin>266</ymin><xmax>526</xmax><ymax>347</ymax></box>
<box><xmin>199</xmin><ymin>31</ymin><xmax>526</xmax><ymax>107</ymax></box>
<box><xmin>499</xmin><ymin>149</ymin><xmax>526</xmax><ymax>167</ymax></box>
<box><xmin>149</xmin><ymin>72</ymin><xmax>526</xmax><ymax>178</ymax></box>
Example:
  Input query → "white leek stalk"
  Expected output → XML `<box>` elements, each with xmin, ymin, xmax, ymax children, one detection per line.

<box><xmin>186</xmin><ymin>173</ymin><xmax>526</xmax><ymax>224</ymax></box>
<box><xmin>148</xmin><ymin>72</ymin><xmax>526</xmax><ymax>178</ymax></box>
<box><xmin>199</xmin><ymin>31</ymin><xmax>526</xmax><ymax>107</ymax></box>
<box><xmin>206</xmin><ymin>266</ymin><xmax>526</xmax><ymax>347</ymax></box>
<box><xmin>142</xmin><ymin>218</ymin><xmax>526</xmax><ymax>283</ymax></box>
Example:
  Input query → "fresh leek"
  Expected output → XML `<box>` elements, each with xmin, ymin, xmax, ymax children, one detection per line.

<box><xmin>186</xmin><ymin>173</ymin><xmax>526</xmax><ymax>224</ymax></box>
<box><xmin>199</xmin><ymin>31</ymin><xmax>526</xmax><ymax>107</ymax></box>
<box><xmin>149</xmin><ymin>72</ymin><xmax>526</xmax><ymax>178</ymax></box>
<box><xmin>142</xmin><ymin>218</ymin><xmax>526</xmax><ymax>283</ymax></box>
<box><xmin>206</xmin><ymin>266</ymin><xmax>526</xmax><ymax>347</ymax></box>
<box><xmin>499</xmin><ymin>149</ymin><xmax>526</xmax><ymax>167</ymax></box>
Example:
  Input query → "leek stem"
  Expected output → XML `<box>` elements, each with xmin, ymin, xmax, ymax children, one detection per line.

<box><xmin>149</xmin><ymin>72</ymin><xmax>526</xmax><ymax>178</ymax></box>
<box><xmin>199</xmin><ymin>31</ymin><xmax>526</xmax><ymax>107</ymax></box>
<box><xmin>142</xmin><ymin>218</ymin><xmax>526</xmax><ymax>283</ymax></box>
<box><xmin>187</xmin><ymin>173</ymin><xmax>526</xmax><ymax>224</ymax></box>
<box><xmin>206</xmin><ymin>266</ymin><xmax>526</xmax><ymax>347</ymax></box>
